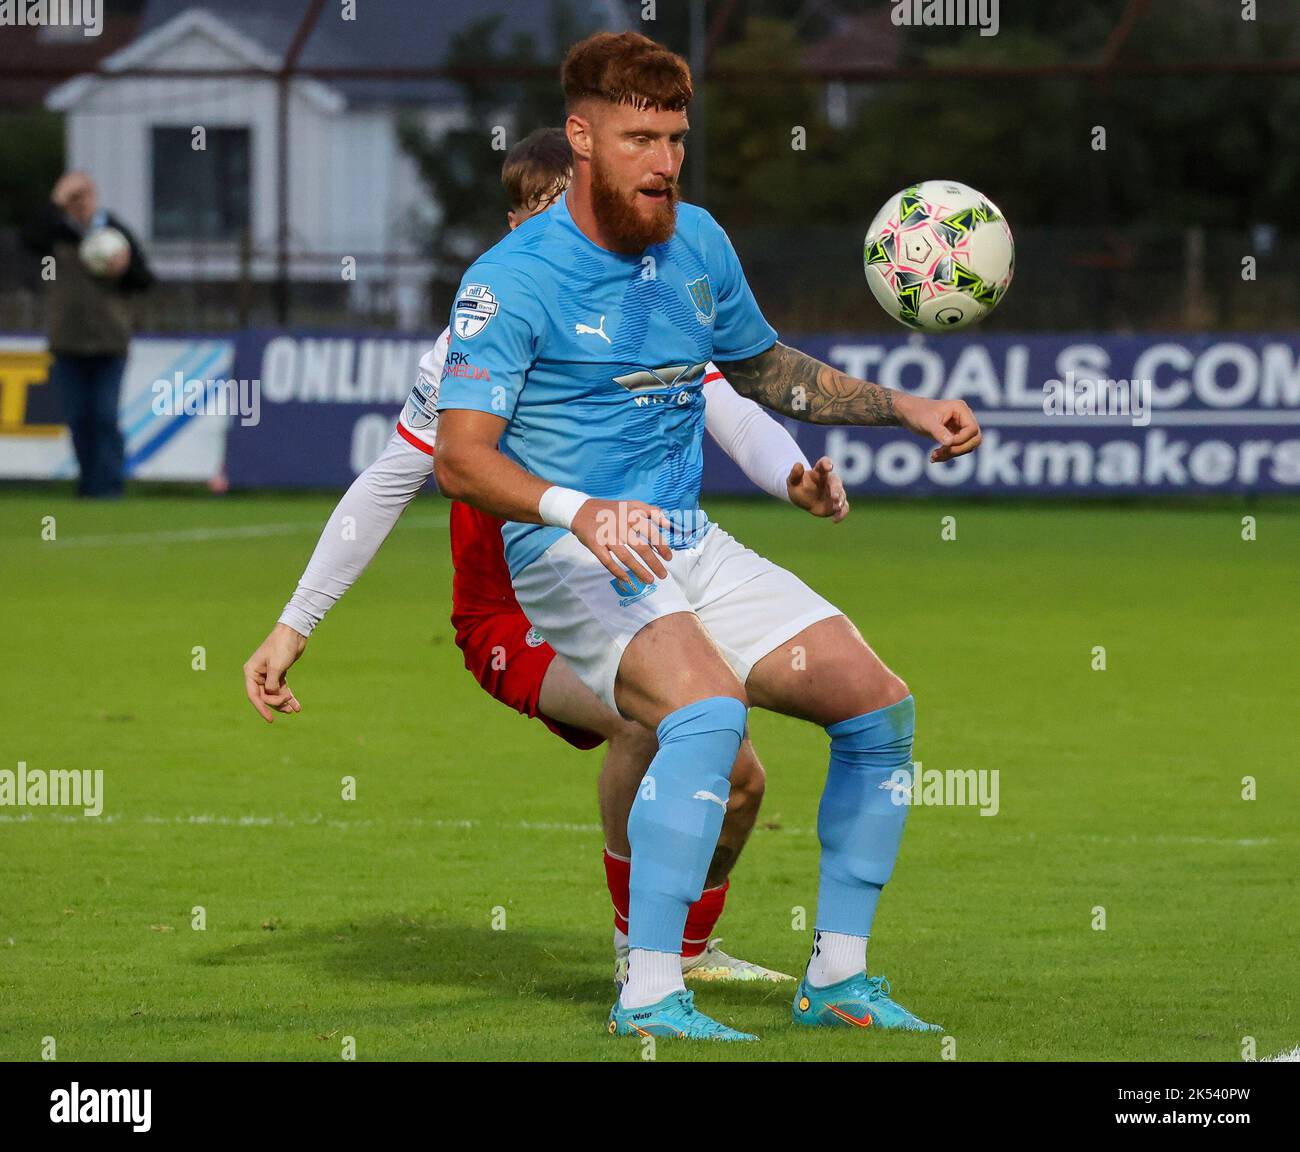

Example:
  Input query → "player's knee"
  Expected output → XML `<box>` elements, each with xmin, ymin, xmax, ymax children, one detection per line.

<box><xmin>879</xmin><ymin>673</ymin><xmax>910</xmax><ymax>709</ymax></box>
<box><xmin>845</xmin><ymin>656</ymin><xmax>908</xmax><ymax>715</ymax></box>
<box><xmin>677</xmin><ymin>673</ymin><xmax>748</xmax><ymax>717</ymax></box>
<box><xmin>658</xmin><ymin>695</ymin><xmax>747</xmax><ymax>743</ymax></box>
<box><xmin>646</xmin><ymin>697</ymin><xmax>748</xmax><ymax>793</ymax></box>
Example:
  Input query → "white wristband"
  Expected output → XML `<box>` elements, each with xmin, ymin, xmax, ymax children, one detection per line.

<box><xmin>538</xmin><ymin>485</ymin><xmax>590</xmax><ymax>529</ymax></box>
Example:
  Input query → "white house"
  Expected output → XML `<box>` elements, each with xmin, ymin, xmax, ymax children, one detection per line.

<box><xmin>46</xmin><ymin>1</ymin><xmax>628</xmax><ymax>328</ymax></box>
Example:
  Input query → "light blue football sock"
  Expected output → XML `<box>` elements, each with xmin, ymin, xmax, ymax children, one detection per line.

<box><xmin>815</xmin><ymin>695</ymin><xmax>916</xmax><ymax>939</ymax></box>
<box><xmin>626</xmin><ymin>696</ymin><xmax>747</xmax><ymax>954</ymax></box>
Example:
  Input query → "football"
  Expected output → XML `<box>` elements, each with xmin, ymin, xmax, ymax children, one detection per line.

<box><xmin>79</xmin><ymin>225</ymin><xmax>130</xmax><ymax>277</ymax></box>
<box><xmin>863</xmin><ymin>180</ymin><xmax>1014</xmax><ymax>330</ymax></box>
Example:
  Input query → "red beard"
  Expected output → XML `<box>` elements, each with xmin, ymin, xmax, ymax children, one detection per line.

<box><xmin>591</xmin><ymin>155</ymin><xmax>679</xmax><ymax>250</ymax></box>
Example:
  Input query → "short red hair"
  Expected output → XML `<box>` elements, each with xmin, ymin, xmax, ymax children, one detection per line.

<box><xmin>561</xmin><ymin>32</ymin><xmax>693</xmax><ymax>113</ymax></box>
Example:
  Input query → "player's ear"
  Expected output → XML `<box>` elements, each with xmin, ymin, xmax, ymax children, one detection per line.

<box><xmin>566</xmin><ymin>111</ymin><xmax>593</xmax><ymax>162</ymax></box>
<box><xmin>507</xmin><ymin>209</ymin><xmax>518</xmax><ymax>231</ymax></box>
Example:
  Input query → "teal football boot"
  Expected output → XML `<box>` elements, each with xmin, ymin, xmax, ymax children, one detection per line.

<box><xmin>608</xmin><ymin>989</ymin><xmax>758</xmax><ymax>1041</ymax></box>
<box><xmin>792</xmin><ymin>973</ymin><xmax>942</xmax><ymax>1032</ymax></box>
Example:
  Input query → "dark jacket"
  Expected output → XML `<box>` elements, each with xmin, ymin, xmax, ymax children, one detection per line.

<box><xmin>25</xmin><ymin>203</ymin><xmax>155</xmax><ymax>357</ymax></box>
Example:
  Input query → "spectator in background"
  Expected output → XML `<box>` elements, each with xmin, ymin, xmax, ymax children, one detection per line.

<box><xmin>26</xmin><ymin>171</ymin><xmax>154</xmax><ymax>499</ymax></box>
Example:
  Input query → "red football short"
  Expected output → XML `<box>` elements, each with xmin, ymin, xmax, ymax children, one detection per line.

<box><xmin>450</xmin><ymin>500</ymin><xmax>604</xmax><ymax>752</ymax></box>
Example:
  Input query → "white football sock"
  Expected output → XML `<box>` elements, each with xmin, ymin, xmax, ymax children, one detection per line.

<box><xmin>805</xmin><ymin>930</ymin><xmax>867</xmax><ymax>988</ymax></box>
<box><xmin>620</xmin><ymin>948</ymin><xmax>686</xmax><ymax>1010</ymax></box>
<box><xmin>619</xmin><ymin>928</ymin><xmax>713</xmax><ymax>976</ymax></box>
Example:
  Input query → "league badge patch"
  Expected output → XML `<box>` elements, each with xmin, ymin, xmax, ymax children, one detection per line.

<box><xmin>402</xmin><ymin>368</ymin><xmax>439</xmax><ymax>429</ymax></box>
<box><xmin>453</xmin><ymin>284</ymin><xmax>500</xmax><ymax>339</ymax></box>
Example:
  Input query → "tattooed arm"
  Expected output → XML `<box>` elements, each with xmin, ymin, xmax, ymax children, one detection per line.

<box><xmin>716</xmin><ymin>342</ymin><xmax>899</xmax><ymax>425</ymax></box>
<box><xmin>715</xmin><ymin>341</ymin><xmax>982</xmax><ymax>462</ymax></box>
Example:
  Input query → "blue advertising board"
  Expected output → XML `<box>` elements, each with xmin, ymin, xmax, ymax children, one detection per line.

<box><xmin>224</xmin><ymin>329</ymin><xmax>433</xmax><ymax>489</ymax></box>
<box><xmin>224</xmin><ymin>329</ymin><xmax>1300</xmax><ymax>495</ymax></box>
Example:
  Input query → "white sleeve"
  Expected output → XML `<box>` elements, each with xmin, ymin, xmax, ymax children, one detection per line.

<box><xmin>278</xmin><ymin>430</ymin><xmax>435</xmax><ymax>636</ymax></box>
<box><xmin>702</xmin><ymin>363</ymin><xmax>810</xmax><ymax>503</ymax></box>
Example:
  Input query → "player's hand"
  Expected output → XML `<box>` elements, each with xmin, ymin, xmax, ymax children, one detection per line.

<box><xmin>787</xmin><ymin>457</ymin><xmax>849</xmax><ymax>522</ymax></box>
<box><xmin>51</xmin><ymin>171</ymin><xmax>91</xmax><ymax>208</ymax></box>
<box><xmin>243</xmin><ymin>623</ymin><xmax>308</xmax><ymax>723</ymax></box>
<box><xmin>571</xmin><ymin>498</ymin><xmax>673</xmax><ymax>586</ymax></box>
<box><xmin>894</xmin><ymin>393</ymin><xmax>982</xmax><ymax>462</ymax></box>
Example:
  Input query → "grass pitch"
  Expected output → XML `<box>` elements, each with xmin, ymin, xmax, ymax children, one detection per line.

<box><xmin>1</xmin><ymin>489</ymin><xmax>1296</xmax><ymax>1061</ymax></box>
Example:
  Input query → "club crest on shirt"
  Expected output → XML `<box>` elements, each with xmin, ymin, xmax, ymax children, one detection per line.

<box><xmin>524</xmin><ymin>627</ymin><xmax>545</xmax><ymax>647</ymax></box>
<box><xmin>453</xmin><ymin>284</ymin><xmax>499</xmax><ymax>339</ymax></box>
<box><xmin>684</xmin><ymin>275</ymin><xmax>715</xmax><ymax>324</ymax></box>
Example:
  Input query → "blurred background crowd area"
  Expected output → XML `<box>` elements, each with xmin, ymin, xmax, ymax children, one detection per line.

<box><xmin>0</xmin><ymin>0</ymin><xmax>1297</xmax><ymax>334</ymax></box>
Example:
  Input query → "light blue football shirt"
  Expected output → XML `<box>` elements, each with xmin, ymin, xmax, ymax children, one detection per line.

<box><xmin>436</xmin><ymin>192</ymin><xmax>777</xmax><ymax>577</ymax></box>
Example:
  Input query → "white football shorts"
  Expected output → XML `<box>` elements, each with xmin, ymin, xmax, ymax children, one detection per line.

<box><xmin>511</xmin><ymin>522</ymin><xmax>843</xmax><ymax>714</ymax></box>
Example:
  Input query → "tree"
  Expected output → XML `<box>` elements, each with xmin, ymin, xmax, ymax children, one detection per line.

<box><xmin>398</xmin><ymin>5</ymin><xmax>578</xmax><ymax>326</ymax></box>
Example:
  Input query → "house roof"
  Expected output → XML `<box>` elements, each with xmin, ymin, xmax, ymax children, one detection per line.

<box><xmin>129</xmin><ymin>0</ymin><xmax>632</xmax><ymax>105</ymax></box>
<box><xmin>46</xmin><ymin>8</ymin><xmax>343</xmax><ymax>113</ymax></box>
<box><xmin>802</xmin><ymin>8</ymin><xmax>903</xmax><ymax>75</ymax></box>
<box><xmin>0</xmin><ymin>0</ymin><xmax>145</xmax><ymax>109</ymax></box>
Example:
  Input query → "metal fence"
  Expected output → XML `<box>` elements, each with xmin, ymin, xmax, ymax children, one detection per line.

<box><xmin>2</xmin><ymin>46</ymin><xmax>1298</xmax><ymax>334</ymax></box>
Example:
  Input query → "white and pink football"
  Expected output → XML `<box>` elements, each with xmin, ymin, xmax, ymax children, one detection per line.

<box><xmin>863</xmin><ymin>180</ymin><xmax>1014</xmax><ymax>331</ymax></box>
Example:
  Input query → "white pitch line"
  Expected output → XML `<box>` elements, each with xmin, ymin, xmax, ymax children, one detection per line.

<box><xmin>1074</xmin><ymin>833</ymin><xmax>1275</xmax><ymax>848</ymax></box>
<box><xmin>0</xmin><ymin>811</ymin><xmax>1276</xmax><ymax>848</ymax></box>
<box><xmin>41</xmin><ymin>515</ymin><xmax>447</xmax><ymax>549</ymax></box>
<box><xmin>1257</xmin><ymin>1046</ymin><xmax>1300</xmax><ymax>1062</ymax></box>
<box><xmin>0</xmin><ymin>811</ymin><xmax>601</xmax><ymax>833</ymax></box>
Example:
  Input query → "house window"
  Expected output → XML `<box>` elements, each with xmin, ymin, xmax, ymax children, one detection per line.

<box><xmin>152</xmin><ymin>127</ymin><xmax>251</xmax><ymax>241</ymax></box>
